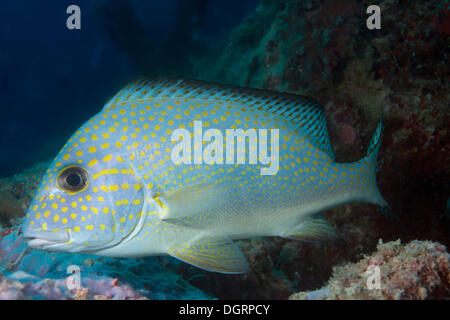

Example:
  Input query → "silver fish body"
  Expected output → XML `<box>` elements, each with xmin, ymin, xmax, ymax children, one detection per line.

<box><xmin>23</xmin><ymin>79</ymin><xmax>387</xmax><ymax>273</ymax></box>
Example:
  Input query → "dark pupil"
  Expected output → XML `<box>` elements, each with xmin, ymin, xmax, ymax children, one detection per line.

<box><xmin>66</xmin><ymin>173</ymin><xmax>82</xmax><ymax>187</ymax></box>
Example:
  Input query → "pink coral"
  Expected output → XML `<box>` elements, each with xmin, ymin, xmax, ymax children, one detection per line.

<box><xmin>290</xmin><ymin>240</ymin><xmax>450</xmax><ymax>300</ymax></box>
<box><xmin>0</xmin><ymin>273</ymin><xmax>148</xmax><ymax>300</ymax></box>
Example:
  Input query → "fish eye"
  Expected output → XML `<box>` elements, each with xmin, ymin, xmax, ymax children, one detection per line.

<box><xmin>57</xmin><ymin>166</ymin><xmax>88</xmax><ymax>193</ymax></box>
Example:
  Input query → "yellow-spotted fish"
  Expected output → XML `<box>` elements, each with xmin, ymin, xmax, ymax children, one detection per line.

<box><xmin>23</xmin><ymin>79</ymin><xmax>387</xmax><ymax>273</ymax></box>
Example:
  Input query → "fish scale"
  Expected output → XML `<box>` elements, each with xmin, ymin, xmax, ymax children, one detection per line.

<box><xmin>23</xmin><ymin>79</ymin><xmax>387</xmax><ymax>273</ymax></box>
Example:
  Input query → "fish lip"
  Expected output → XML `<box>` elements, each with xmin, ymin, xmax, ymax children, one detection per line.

<box><xmin>24</xmin><ymin>230</ymin><xmax>70</xmax><ymax>249</ymax></box>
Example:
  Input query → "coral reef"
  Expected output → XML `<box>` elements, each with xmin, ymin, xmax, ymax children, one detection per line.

<box><xmin>0</xmin><ymin>231</ymin><xmax>212</xmax><ymax>300</ymax></box>
<box><xmin>0</xmin><ymin>162</ymin><xmax>49</xmax><ymax>227</ymax></box>
<box><xmin>289</xmin><ymin>239</ymin><xmax>450</xmax><ymax>300</ymax></box>
<box><xmin>0</xmin><ymin>274</ymin><xmax>147</xmax><ymax>300</ymax></box>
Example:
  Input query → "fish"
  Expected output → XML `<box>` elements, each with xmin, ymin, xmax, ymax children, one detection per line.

<box><xmin>23</xmin><ymin>79</ymin><xmax>388</xmax><ymax>274</ymax></box>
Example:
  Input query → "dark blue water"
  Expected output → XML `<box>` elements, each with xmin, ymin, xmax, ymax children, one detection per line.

<box><xmin>0</xmin><ymin>0</ymin><xmax>258</xmax><ymax>176</ymax></box>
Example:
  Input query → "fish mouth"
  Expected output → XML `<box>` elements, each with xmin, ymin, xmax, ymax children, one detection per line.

<box><xmin>24</xmin><ymin>230</ymin><xmax>71</xmax><ymax>250</ymax></box>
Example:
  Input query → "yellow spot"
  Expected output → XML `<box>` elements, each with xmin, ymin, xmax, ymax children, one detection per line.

<box><xmin>70</xmin><ymin>213</ymin><xmax>77</xmax><ymax>219</ymax></box>
<box><xmin>100</xmin><ymin>224</ymin><xmax>105</xmax><ymax>230</ymax></box>
<box><xmin>88</xmin><ymin>146</ymin><xmax>97</xmax><ymax>153</ymax></box>
<box><xmin>88</xmin><ymin>159</ymin><xmax>98</xmax><ymax>167</ymax></box>
<box><xmin>103</xmin><ymin>154</ymin><xmax>113</xmax><ymax>162</ymax></box>
<box><xmin>92</xmin><ymin>168</ymin><xmax>119</xmax><ymax>180</ymax></box>
<box><xmin>74</xmin><ymin>226</ymin><xmax>80</xmax><ymax>232</ymax></box>
<box><xmin>85</xmin><ymin>225</ymin><xmax>94</xmax><ymax>231</ymax></box>
<box><xmin>62</xmin><ymin>217</ymin><xmax>68</xmax><ymax>224</ymax></box>
<box><xmin>54</xmin><ymin>215</ymin><xmax>60</xmax><ymax>222</ymax></box>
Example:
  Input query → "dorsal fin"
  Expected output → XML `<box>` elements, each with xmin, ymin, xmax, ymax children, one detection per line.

<box><xmin>105</xmin><ymin>78</ymin><xmax>335</xmax><ymax>160</ymax></box>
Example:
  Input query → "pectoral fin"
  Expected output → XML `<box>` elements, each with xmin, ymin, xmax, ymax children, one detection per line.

<box><xmin>167</xmin><ymin>233</ymin><xmax>249</xmax><ymax>274</ymax></box>
<box><xmin>281</xmin><ymin>214</ymin><xmax>346</xmax><ymax>247</ymax></box>
<box><xmin>158</xmin><ymin>182</ymin><xmax>227</xmax><ymax>220</ymax></box>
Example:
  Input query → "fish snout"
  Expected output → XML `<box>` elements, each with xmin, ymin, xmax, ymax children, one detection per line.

<box><xmin>24</xmin><ymin>229</ymin><xmax>70</xmax><ymax>249</ymax></box>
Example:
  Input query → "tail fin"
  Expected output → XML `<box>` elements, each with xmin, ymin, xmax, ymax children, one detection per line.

<box><xmin>353</xmin><ymin>117</ymin><xmax>388</xmax><ymax>207</ymax></box>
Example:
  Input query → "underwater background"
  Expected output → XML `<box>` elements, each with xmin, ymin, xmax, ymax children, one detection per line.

<box><xmin>0</xmin><ymin>0</ymin><xmax>449</xmax><ymax>299</ymax></box>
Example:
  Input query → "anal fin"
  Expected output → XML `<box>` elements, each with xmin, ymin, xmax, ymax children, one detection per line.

<box><xmin>167</xmin><ymin>233</ymin><xmax>249</xmax><ymax>274</ymax></box>
<box><xmin>281</xmin><ymin>214</ymin><xmax>346</xmax><ymax>247</ymax></box>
